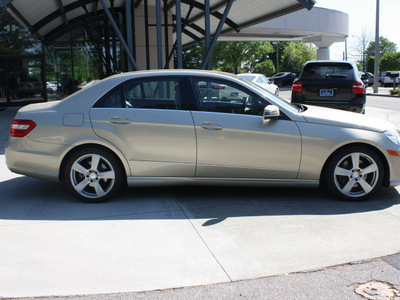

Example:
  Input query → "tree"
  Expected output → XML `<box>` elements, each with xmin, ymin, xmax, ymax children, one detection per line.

<box><xmin>350</xmin><ymin>27</ymin><xmax>373</xmax><ymax>72</ymax></box>
<box><xmin>213</xmin><ymin>41</ymin><xmax>273</xmax><ymax>73</ymax></box>
<box><xmin>366</xmin><ymin>36</ymin><xmax>397</xmax><ymax>58</ymax></box>
<box><xmin>0</xmin><ymin>8</ymin><xmax>39</xmax><ymax>55</ymax></box>
<box><xmin>366</xmin><ymin>56</ymin><xmax>375</xmax><ymax>73</ymax></box>
<box><xmin>280</xmin><ymin>42</ymin><xmax>316</xmax><ymax>72</ymax></box>
<box><xmin>379</xmin><ymin>52</ymin><xmax>400</xmax><ymax>72</ymax></box>
<box><xmin>253</xmin><ymin>60</ymin><xmax>275</xmax><ymax>76</ymax></box>
<box><xmin>182</xmin><ymin>41</ymin><xmax>274</xmax><ymax>73</ymax></box>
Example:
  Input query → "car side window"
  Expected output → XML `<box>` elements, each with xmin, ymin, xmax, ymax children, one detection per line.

<box><xmin>93</xmin><ymin>85</ymin><xmax>124</xmax><ymax>108</ymax></box>
<box><xmin>192</xmin><ymin>78</ymin><xmax>266</xmax><ymax>116</ymax></box>
<box><xmin>123</xmin><ymin>78</ymin><xmax>181</xmax><ymax>110</ymax></box>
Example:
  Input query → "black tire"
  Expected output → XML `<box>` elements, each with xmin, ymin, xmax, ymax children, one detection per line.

<box><xmin>65</xmin><ymin>147</ymin><xmax>124</xmax><ymax>203</ymax></box>
<box><xmin>323</xmin><ymin>146</ymin><xmax>384</xmax><ymax>201</ymax></box>
<box><xmin>378</xmin><ymin>81</ymin><xmax>383</xmax><ymax>87</ymax></box>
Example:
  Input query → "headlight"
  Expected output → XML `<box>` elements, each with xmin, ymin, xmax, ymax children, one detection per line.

<box><xmin>384</xmin><ymin>130</ymin><xmax>400</xmax><ymax>146</ymax></box>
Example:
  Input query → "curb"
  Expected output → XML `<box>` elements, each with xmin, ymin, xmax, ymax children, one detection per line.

<box><xmin>367</xmin><ymin>93</ymin><xmax>400</xmax><ymax>98</ymax></box>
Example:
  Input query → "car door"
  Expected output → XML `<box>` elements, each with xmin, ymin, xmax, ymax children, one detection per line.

<box><xmin>89</xmin><ymin>76</ymin><xmax>196</xmax><ymax>177</ymax></box>
<box><xmin>190</xmin><ymin>77</ymin><xmax>301</xmax><ymax>179</ymax></box>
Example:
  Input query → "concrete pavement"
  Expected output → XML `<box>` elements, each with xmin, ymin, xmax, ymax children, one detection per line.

<box><xmin>0</xmin><ymin>102</ymin><xmax>400</xmax><ymax>299</ymax></box>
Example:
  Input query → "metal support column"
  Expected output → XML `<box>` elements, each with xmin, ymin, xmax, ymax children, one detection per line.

<box><xmin>144</xmin><ymin>0</ymin><xmax>150</xmax><ymax>69</ymax></box>
<box><xmin>100</xmin><ymin>0</ymin><xmax>139</xmax><ymax>71</ymax></box>
<box><xmin>156</xmin><ymin>0</ymin><xmax>163</xmax><ymax>69</ymax></box>
<box><xmin>176</xmin><ymin>0</ymin><xmax>182</xmax><ymax>68</ymax></box>
<box><xmin>201</xmin><ymin>0</ymin><xmax>234</xmax><ymax>69</ymax></box>
<box><xmin>204</xmin><ymin>0</ymin><xmax>210</xmax><ymax>70</ymax></box>
<box><xmin>163</xmin><ymin>0</ymin><xmax>169</xmax><ymax>69</ymax></box>
<box><xmin>126</xmin><ymin>0</ymin><xmax>135</xmax><ymax>71</ymax></box>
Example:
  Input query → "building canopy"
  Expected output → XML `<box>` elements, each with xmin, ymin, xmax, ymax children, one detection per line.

<box><xmin>0</xmin><ymin>0</ymin><xmax>315</xmax><ymax>71</ymax></box>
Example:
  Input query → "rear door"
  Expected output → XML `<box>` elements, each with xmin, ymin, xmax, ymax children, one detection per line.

<box><xmin>89</xmin><ymin>76</ymin><xmax>196</xmax><ymax>177</ymax></box>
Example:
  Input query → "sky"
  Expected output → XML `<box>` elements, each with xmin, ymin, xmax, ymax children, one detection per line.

<box><xmin>314</xmin><ymin>0</ymin><xmax>400</xmax><ymax>60</ymax></box>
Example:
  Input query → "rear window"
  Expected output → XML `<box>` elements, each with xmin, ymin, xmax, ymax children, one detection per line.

<box><xmin>301</xmin><ymin>63</ymin><xmax>354</xmax><ymax>80</ymax></box>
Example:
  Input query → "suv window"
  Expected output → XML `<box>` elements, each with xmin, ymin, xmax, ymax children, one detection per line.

<box><xmin>301</xmin><ymin>63</ymin><xmax>354</xmax><ymax>80</ymax></box>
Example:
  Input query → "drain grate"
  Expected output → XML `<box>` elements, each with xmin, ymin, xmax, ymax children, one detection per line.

<box><xmin>353</xmin><ymin>281</ymin><xmax>400</xmax><ymax>299</ymax></box>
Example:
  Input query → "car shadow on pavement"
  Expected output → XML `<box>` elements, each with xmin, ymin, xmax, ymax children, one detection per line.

<box><xmin>0</xmin><ymin>176</ymin><xmax>399</xmax><ymax>223</ymax></box>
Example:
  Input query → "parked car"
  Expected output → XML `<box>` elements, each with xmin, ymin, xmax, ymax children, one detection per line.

<box><xmin>5</xmin><ymin>70</ymin><xmax>400</xmax><ymax>203</ymax></box>
<box><xmin>46</xmin><ymin>81</ymin><xmax>58</xmax><ymax>94</ymax></box>
<box><xmin>17</xmin><ymin>78</ymin><xmax>43</xmax><ymax>98</ymax></box>
<box><xmin>360</xmin><ymin>72</ymin><xmax>384</xmax><ymax>87</ymax></box>
<box><xmin>238</xmin><ymin>73</ymin><xmax>279</xmax><ymax>95</ymax></box>
<box><xmin>291</xmin><ymin>61</ymin><xmax>366</xmax><ymax>113</ymax></box>
<box><xmin>269</xmin><ymin>72</ymin><xmax>297</xmax><ymax>87</ymax></box>
<box><xmin>380</xmin><ymin>71</ymin><xmax>400</xmax><ymax>87</ymax></box>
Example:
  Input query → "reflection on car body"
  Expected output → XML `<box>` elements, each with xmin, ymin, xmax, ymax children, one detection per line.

<box><xmin>238</xmin><ymin>73</ymin><xmax>279</xmax><ymax>96</ymax></box>
<box><xmin>5</xmin><ymin>70</ymin><xmax>400</xmax><ymax>203</ymax></box>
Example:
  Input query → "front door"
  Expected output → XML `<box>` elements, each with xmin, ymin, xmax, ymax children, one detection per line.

<box><xmin>190</xmin><ymin>77</ymin><xmax>301</xmax><ymax>179</ymax></box>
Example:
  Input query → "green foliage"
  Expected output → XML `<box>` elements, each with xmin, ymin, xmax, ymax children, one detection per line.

<box><xmin>182</xmin><ymin>41</ymin><xmax>274</xmax><ymax>74</ymax></box>
<box><xmin>0</xmin><ymin>8</ymin><xmax>39</xmax><ymax>55</ymax></box>
<box><xmin>253</xmin><ymin>60</ymin><xmax>275</xmax><ymax>76</ymax></box>
<box><xmin>366</xmin><ymin>36</ymin><xmax>397</xmax><ymax>58</ymax></box>
<box><xmin>280</xmin><ymin>42</ymin><xmax>316</xmax><ymax>73</ymax></box>
<box><xmin>389</xmin><ymin>88</ymin><xmax>400</xmax><ymax>95</ymax></box>
<box><xmin>182</xmin><ymin>43</ymin><xmax>206</xmax><ymax>69</ymax></box>
<box><xmin>379</xmin><ymin>52</ymin><xmax>400</xmax><ymax>72</ymax></box>
<box><xmin>213</xmin><ymin>41</ymin><xmax>273</xmax><ymax>74</ymax></box>
<box><xmin>366</xmin><ymin>56</ymin><xmax>375</xmax><ymax>73</ymax></box>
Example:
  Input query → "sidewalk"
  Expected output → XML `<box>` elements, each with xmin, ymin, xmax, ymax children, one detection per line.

<box><xmin>366</xmin><ymin>86</ymin><xmax>400</xmax><ymax>97</ymax></box>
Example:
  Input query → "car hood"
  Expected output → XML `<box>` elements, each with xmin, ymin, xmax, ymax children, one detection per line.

<box><xmin>299</xmin><ymin>105</ymin><xmax>396</xmax><ymax>132</ymax></box>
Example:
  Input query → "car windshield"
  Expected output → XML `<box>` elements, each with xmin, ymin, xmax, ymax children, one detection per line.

<box><xmin>237</xmin><ymin>76</ymin><xmax>299</xmax><ymax>113</ymax></box>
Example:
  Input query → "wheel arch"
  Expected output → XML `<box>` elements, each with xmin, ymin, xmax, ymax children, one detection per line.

<box><xmin>320</xmin><ymin>142</ymin><xmax>390</xmax><ymax>187</ymax></box>
<box><xmin>58</xmin><ymin>143</ymin><xmax>128</xmax><ymax>183</ymax></box>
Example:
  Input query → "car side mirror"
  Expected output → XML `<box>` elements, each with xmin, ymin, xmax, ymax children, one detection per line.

<box><xmin>263</xmin><ymin>105</ymin><xmax>280</xmax><ymax>120</ymax></box>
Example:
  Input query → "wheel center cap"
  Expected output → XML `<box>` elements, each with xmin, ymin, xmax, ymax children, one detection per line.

<box><xmin>352</xmin><ymin>170</ymin><xmax>361</xmax><ymax>179</ymax></box>
<box><xmin>89</xmin><ymin>172</ymin><xmax>97</xmax><ymax>180</ymax></box>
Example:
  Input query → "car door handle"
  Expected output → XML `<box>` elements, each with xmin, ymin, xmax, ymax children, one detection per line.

<box><xmin>200</xmin><ymin>122</ymin><xmax>223</xmax><ymax>130</ymax></box>
<box><xmin>109</xmin><ymin>116</ymin><xmax>131</xmax><ymax>124</ymax></box>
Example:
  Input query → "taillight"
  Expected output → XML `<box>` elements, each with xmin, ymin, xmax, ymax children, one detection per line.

<box><xmin>352</xmin><ymin>81</ymin><xmax>365</xmax><ymax>94</ymax></box>
<box><xmin>10</xmin><ymin>119</ymin><xmax>36</xmax><ymax>137</ymax></box>
<box><xmin>292</xmin><ymin>80</ymin><xmax>303</xmax><ymax>92</ymax></box>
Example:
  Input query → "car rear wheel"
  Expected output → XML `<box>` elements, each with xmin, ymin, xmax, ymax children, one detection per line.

<box><xmin>323</xmin><ymin>146</ymin><xmax>384</xmax><ymax>201</ymax></box>
<box><xmin>65</xmin><ymin>148</ymin><xmax>124</xmax><ymax>203</ymax></box>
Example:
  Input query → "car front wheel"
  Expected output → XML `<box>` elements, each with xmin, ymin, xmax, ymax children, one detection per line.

<box><xmin>323</xmin><ymin>146</ymin><xmax>384</xmax><ymax>201</ymax></box>
<box><xmin>65</xmin><ymin>148</ymin><xmax>124</xmax><ymax>203</ymax></box>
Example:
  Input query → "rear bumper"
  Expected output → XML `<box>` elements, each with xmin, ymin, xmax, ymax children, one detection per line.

<box><xmin>291</xmin><ymin>95</ymin><xmax>365</xmax><ymax>113</ymax></box>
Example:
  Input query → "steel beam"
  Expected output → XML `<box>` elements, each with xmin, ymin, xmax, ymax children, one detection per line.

<box><xmin>99</xmin><ymin>0</ymin><xmax>139</xmax><ymax>71</ymax></box>
<box><xmin>201</xmin><ymin>0</ymin><xmax>234</xmax><ymax>69</ymax></box>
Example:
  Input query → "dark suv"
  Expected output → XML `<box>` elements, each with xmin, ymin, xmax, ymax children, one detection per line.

<box><xmin>291</xmin><ymin>61</ymin><xmax>366</xmax><ymax>113</ymax></box>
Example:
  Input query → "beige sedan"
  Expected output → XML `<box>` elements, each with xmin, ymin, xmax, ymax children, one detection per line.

<box><xmin>5</xmin><ymin>70</ymin><xmax>400</xmax><ymax>202</ymax></box>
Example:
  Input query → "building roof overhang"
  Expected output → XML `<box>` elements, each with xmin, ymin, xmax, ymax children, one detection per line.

<box><xmin>0</xmin><ymin>0</ymin><xmax>315</xmax><ymax>45</ymax></box>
